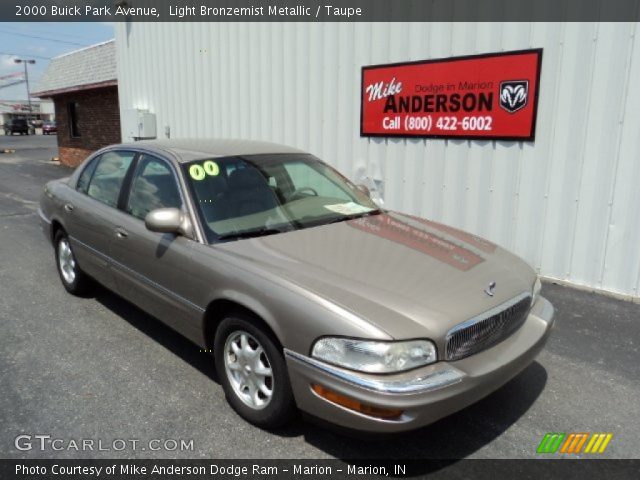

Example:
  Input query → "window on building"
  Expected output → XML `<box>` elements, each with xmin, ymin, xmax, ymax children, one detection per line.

<box><xmin>126</xmin><ymin>155</ymin><xmax>183</xmax><ymax>220</ymax></box>
<box><xmin>68</xmin><ymin>101</ymin><xmax>80</xmax><ymax>137</ymax></box>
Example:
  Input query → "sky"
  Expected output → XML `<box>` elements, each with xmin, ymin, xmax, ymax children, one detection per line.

<box><xmin>0</xmin><ymin>22</ymin><xmax>115</xmax><ymax>101</ymax></box>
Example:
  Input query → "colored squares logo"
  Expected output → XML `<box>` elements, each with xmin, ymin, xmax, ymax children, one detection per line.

<box><xmin>537</xmin><ymin>433</ymin><xmax>613</xmax><ymax>454</ymax></box>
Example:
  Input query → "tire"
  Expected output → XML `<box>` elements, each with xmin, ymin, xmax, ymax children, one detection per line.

<box><xmin>214</xmin><ymin>313</ymin><xmax>296</xmax><ymax>429</ymax></box>
<box><xmin>54</xmin><ymin>230</ymin><xmax>92</xmax><ymax>295</ymax></box>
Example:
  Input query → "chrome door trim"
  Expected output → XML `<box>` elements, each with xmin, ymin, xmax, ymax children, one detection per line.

<box><xmin>70</xmin><ymin>235</ymin><xmax>205</xmax><ymax>313</ymax></box>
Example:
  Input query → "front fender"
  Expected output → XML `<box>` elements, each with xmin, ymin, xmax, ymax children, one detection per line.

<box><xmin>192</xmin><ymin>244</ymin><xmax>392</xmax><ymax>354</ymax></box>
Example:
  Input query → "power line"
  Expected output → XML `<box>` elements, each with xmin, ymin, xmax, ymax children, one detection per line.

<box><xmin>0</xmin><ymin>26</ymin><xmax>103</xmax><ymax>43</ymax></box>
<box><xmin>0</xmin><ymin>51</ymin><xmax>51</xmax><ymax>60</ymax></box>
<box><xmin>0</xmin><ymin>30</ymin><xmax>88</xmax><ymax>47</ymax></box>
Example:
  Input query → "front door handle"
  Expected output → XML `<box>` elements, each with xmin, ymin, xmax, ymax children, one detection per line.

<box><xmin>64</xmin><ymin>203</ymin><xmax>74</xmax><ymax>212</ymax></box>
<box><xmin>115</xmin><ymin>227</ymin><xmax>128</xmax><ymax>239</ymax></box>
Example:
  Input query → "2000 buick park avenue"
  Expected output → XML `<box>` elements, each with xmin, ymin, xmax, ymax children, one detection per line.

<box><xmin>38</xmin><ymin>139</ymin><xmax>554</xmax><ymax>432</ymax></box>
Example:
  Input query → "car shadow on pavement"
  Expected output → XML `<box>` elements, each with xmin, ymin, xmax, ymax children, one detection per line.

<box><xmin>91</xmin><ymin>285</ymin><xmax>220</xmax><ymax>383</ymax></box>
<box><xmin>277</xmin><ymin>361</ymin><xmax>547</xmax><ymax>470</ymax></box>
<box><xmin>90</xmin><ymin>283</ymin><xmax>547</xmax><ymax>470</ymax></box>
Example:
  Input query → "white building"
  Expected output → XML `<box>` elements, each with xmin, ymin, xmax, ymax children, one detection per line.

<box><xmin>115</xmin><ymin>22</ymin><xmax>640</xmax><ymax>301</ymax></box>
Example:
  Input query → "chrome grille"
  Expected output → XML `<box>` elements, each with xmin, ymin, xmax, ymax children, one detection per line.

<box><xmin>445</xmin><ymin>293</ymin><xmax>532</xmax><ymax>361</ymax></box>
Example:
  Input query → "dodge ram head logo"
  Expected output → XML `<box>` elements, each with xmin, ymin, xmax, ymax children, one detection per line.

<box><xmin>499</xmin><ymin>80</ymin><xmax>529</xmax><ymax>113</ymax></box>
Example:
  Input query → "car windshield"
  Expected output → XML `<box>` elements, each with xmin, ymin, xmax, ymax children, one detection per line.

<box><xmin>182</xmin><ymin>154</ymin><xmax>381</xmax><ymax>242</ymax></box>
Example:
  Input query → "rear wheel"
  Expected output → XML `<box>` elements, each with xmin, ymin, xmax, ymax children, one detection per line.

<box><xmin>54</xmin><ymin>230</ymin><xmax>91</xmax><ymax>295</ymax></box>
<box><xmin>214</xmin><ymin>314</ymin><xmax>295</xmax><ymax>428</ymax></box>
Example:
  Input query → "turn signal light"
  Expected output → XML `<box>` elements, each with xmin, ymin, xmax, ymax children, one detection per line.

<box><xmin>311</xmin><ymin>384</ymin><xmax>403</xmax><ymax>420</ymax></box>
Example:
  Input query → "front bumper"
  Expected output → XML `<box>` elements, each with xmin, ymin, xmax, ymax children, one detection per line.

<box><xmin>285</xmin><ymin>296</ymin><xmax>554</xmax><ymax>433</ymax></box>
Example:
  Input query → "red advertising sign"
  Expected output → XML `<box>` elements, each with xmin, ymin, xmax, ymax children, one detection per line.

<box><xmin>360</xmin><ymin>49</ymin><xmax>542</xmax><ymax>140</ymax></box>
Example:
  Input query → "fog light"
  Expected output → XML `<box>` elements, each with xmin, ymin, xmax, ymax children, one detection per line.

<box><xmin>311</xmin><ymin>384</ymin><xmax>403</xmax><ymax>420</ymax></box>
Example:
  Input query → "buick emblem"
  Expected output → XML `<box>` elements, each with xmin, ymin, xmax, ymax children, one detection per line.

<box><xmin>484</xmin><ymin>281</ymin><xmax>496</xmax><ymax>297</ymax></box>
<box><xmin>499</xmin><ymin>80</ymin><xmax>529</xmax><ymax>113</ymax></box>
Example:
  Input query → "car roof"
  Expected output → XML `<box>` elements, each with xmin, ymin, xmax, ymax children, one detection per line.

<box><xmin>118</xmin><ymin>138</ymin><xmax>307</xmax><ymax>163</ymax></box>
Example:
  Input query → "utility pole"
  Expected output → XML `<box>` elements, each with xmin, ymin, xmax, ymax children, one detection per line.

<box><xmin>14</xmin><ymin>58</ymin><xmax>35</xmax><ymax>126</ymax></box>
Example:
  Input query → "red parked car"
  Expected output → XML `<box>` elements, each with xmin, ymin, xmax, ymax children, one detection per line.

<box><xmin>42</xmin><ymin>121</ymin><xmax>57</xmax><ymax>135</ymax></box>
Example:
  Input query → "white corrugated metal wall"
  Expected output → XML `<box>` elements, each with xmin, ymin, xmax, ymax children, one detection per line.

<box><xmin>115</xmin><ymin>22</ymin><xmax>640</xmax><ymax>300</ymax></box>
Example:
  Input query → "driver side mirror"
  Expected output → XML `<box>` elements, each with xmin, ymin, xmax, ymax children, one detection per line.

<box><xmin>145</xmin><ymin>208</ymin><xmax>192</xmax><ymax>237</ymax></box>
<box><xmin>355</xmin><ymin>184</ymin><xmax>371</xmax><ymax>198</ymax></box>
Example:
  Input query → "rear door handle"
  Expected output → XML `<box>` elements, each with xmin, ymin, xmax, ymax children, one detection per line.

<box><xmin>64</xmin><ymin>203</ymin><xmax>74</xmax><ymax>212</ymax></box>
<box><xmin>115</xmin><ymin>227</ymin><xmax>128</xmax><ymax>239</ymax></box>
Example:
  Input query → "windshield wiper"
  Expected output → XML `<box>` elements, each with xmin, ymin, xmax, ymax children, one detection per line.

<box><xmin>324</xmin><ymin>209</ymin><xmax>383</xmax><ymax>225</ymax></box>
<box><xmin>217</xmin><ymin>227</ymin><xmax>291</xmax><ymax>241</ymax></box>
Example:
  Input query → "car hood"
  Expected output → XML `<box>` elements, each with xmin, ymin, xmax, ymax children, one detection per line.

<box><xmin>215</xmin><ymin>212</ymin><xmax>536</xmax><ymax>344</ymax></box>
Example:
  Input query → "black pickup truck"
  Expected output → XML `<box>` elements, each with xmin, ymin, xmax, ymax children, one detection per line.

<box><xmin>4</xmin><ymin>118</ymin><xmax>30</xmax><ymax>135</ymax></box>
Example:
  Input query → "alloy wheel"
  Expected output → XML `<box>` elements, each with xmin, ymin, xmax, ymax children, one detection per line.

<box><xmin>58</xmin><ymin>238</ymin><xmax>76</xmax><ymax>284</ymax></box>
<box><xmin>223</xmin><ymin>330</ymin><xmax>274</xmax><ymax>410</ymax></box>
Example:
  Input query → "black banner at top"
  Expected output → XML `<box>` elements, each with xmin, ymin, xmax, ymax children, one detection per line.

<box><xmin>4</xmin><ymin>0</ymin><xmax>640</xmax><ymax>22</ymax></box>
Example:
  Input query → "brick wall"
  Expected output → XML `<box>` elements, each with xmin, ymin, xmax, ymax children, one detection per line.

<box><xmin>53</xmin><ymin>86</ymin><xmax>121</xmax><ymax>167</ymax></box>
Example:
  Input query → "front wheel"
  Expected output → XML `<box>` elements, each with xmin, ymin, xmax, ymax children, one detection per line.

<box><xmin>54</xmin><ymin>230</ymin><xmax>92</xmax><ymax>295</ymax></box>
<box><xmin>214</xmin><ymin>314</ymin><xmax>296</xmax><ymax>429</ymax></box>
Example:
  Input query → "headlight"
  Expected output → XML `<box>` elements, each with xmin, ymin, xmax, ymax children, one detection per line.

<box><xmin>311</xmin><ymin>338</ymin><xmax>437</xmax><ymax>374</ymax></box>
<box><xmin>532</xmin><ymin>277</ymin><xmax>542</xmax><ymax>305</ymax></box>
